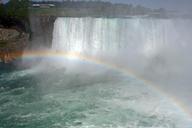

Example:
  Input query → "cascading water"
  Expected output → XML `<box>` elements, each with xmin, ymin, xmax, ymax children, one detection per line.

<box><xmin>52</xmin><ymin>18</ymin><xmax>192</xmax><ymax>57</ymax></box>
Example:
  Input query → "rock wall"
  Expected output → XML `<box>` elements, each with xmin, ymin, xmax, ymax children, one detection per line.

<box><xmin>0</xmin><ymin>15</ymin><xmax>56</xmax><ymax>63</ymax></box>
<box><xmin>0</xmin><ymin>28</ymin><xmax>29</xmax><ymax>63</ymax></box>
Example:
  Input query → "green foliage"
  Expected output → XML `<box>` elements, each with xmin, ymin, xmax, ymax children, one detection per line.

<box><xmin>0</xmin><ymin>4</ymin><xmax>6</xmax><ymax>17</ymax></box>
<box><xmin>0</xmin><ymin>1</ymin><xmax>31</xmax><ymax>33</ymax></box>
<box><xmin>6</xmin><ymin>0</ymin><xmax>29</xmax><ymax>20</ymax></box>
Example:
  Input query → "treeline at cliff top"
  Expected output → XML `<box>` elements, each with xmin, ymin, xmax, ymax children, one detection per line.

<box><xmin>0</xmin><ymin>0</ymin><xmax>167</xmax><ymax>18</ymax></box>
<box><xmin>0</xmin><ymin>0</ymin><xmax>29</xmax><ymax>20</ymax></box>
<box><xmin>0</xmin><ymin>0</ymin><xmax>30</xmax><ymax>34</ymax></box>
<box><xmin>30</xmin><ymin>0</ymin><xmax>167</xmax><ymax>17</ymax></box>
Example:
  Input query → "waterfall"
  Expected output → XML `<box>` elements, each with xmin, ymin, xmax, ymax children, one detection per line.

<box><xmin>51</xmin><ymin>17</ymin><xmax>192</xmax><ymax>96</ymax></box>
<box><xmin>52</xmin><ymin>17</ymin><xmax>192</xmax><ymax>59</ymax></box>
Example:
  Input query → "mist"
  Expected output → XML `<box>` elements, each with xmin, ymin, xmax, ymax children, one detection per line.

<box><xmin>49</xmin><ymin>17</ymin><xmax>192</xmax><ymax>113</ymax></box>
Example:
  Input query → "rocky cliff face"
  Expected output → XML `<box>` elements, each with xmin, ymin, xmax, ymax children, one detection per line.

<box><xmin>29</xmin><ymin>15</ymin><xmax>56</xmax><ymax>48</ymax></box>
<box><xmin>0</xmin><ymin>28</ymin><xmax>29</xmax><ymax>63</ymax></box>
<box><xmin>0</xmin><ymin>15</ymin><xmax>56</xmax><ymax>63</ymax></box>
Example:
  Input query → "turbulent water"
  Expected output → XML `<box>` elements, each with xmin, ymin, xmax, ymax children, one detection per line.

<box><xmin>0</xmin><ymin>17</ymin><xmax>192</xmax><ymax>128</ymax></box>
<box><xmin>0</xmin><ymin>61</ymin><xmax>192</xmax><ymax>128</ymax></box>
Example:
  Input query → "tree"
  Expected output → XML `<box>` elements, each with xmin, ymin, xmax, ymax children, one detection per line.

<box><xmin>1</xmin><ymin>0</ymin><xmax>31</xmax><ymax>33</ymax></box>
<box><xmin>6</xmin><ymin>0</ymin><xmax>29</xmax><ymax>20</ymax></box>
<box><xmin>0</xmin><ymin>3</ymin><xmax>6</xmax><ymax>17</ymax></box>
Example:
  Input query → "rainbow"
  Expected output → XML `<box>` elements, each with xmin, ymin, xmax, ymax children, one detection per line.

<box><xmin>17</xmin><ymin>50</ymin><xmax>192</xmax><ymax>119</ymax></box>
